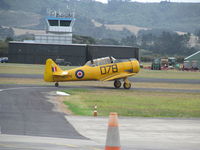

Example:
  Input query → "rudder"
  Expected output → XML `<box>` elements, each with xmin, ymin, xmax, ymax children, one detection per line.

<box><xmin>44</xmin><ymin>59</ymin><xmax>62</xmax><ymax>82</ymax></box>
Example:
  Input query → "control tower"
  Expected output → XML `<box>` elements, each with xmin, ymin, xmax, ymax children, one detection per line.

<box><xmin>35</xmin><ymin>10</ymin><xmax>75</xmax><ymax>44</ymax></box>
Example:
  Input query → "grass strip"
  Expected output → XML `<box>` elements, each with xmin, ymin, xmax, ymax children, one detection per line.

<box><xmin>63</xmin><ymin>89</ymin><xmax>200</xmax><ymax>118</ymax></box>
<box><xmin>63</xmin><ymin>101</ymin><xmax>91</xmax><ymax>116</ymax></box>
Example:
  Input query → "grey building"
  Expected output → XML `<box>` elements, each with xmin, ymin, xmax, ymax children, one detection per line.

<box><xmin>184</xmin><ymin>51</ymin><xmax>200</xmax><ymax>70</ymax></box>
<box><xmin>8</xmin><ymin>42</ymin><xmax>139</xmax><ymax>66</ymax></box>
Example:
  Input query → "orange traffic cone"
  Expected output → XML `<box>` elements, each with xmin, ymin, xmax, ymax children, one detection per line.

<box><xmin>105</xmin><ymin>112</ymin><xmax>121</xmax><ymax>150</ymax></box>
<box><xmin>93</xmin><ymin>105</ymin><xmax>98</xmax><ymax>117</ymax></box>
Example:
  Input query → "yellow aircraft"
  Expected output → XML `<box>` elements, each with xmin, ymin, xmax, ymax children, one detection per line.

<box><xmin>44</xmin><ymin>56</ymin><xmax>140</xmax><ymax>89</ymax></box>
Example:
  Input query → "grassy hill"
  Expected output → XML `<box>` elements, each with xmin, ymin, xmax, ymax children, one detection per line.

<box><xmin>0</xmin><ymin>0</ymin><xmax>200</xmax><ymax>39</ymax></box>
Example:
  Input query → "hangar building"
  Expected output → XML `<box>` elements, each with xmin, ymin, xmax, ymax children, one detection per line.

<box><xmin>184</xmin><ymin>51</ymin><xmax>200</xmax><ymax>70</ymax></box>
<box><xmin>8</xmin><ymin>42</ymin><xmax>139</xmax><ymax>66</ymax></box>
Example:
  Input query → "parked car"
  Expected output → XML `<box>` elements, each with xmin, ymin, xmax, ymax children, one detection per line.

<box><xmin>0</xmin><ymin>57</ymin><xmax>8</xmax><ymax>63</ymax></box>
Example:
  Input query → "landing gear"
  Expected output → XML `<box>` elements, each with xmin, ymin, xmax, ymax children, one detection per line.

<box><xmin>114</xmin><ymin>80</ymin><xmax>121</xmax><ymax>88</ymax></box>
<box><xmin>123</xmin><ymin>82</ymin><xmax>131</xmax><ymax>89</ymax></box>
<box><xmin>113</xmin><ymin>78</ymin><xmax>132</xmax><ymax>89</ymax></box>
<box><xmin>55</xmin><ymin>82</ymin><xmax>59</xmax><ymax>87</ymax></box>
<box><xmin>123</xmin><ymin>78</ymin><xmax>131</xmax><ymax>89</ymax></box>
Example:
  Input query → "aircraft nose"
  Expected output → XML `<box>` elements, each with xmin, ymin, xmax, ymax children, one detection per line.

<box><xmin>132</xmin><ymin>60</ymin><xmax>140</xmax><ymax>73</ymax></box>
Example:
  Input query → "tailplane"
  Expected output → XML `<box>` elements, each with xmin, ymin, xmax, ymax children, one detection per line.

<box><xmin>44</xmin><ymin>59</ymin><xmax>63</xmax><ymax>82</ymax></box>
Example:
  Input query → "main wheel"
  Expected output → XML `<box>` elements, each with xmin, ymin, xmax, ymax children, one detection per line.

<box><xmin>123</xmin><ymin>82</ymin><xmax>131</xmax><ymax>89</ymax></box>
<box><xmin>114</xmin><ymin>80</ymin><xmax>121</xmax><ymax>88</ymax></box>
<box><xmin>55</xmin><ymin>82</ymin><xmax>59</xmax><ymax>87</ymax></box>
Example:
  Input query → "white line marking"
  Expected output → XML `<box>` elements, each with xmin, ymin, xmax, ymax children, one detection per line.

<box><xmin>0</xmin><ymin>87</ymin><xmax>54</xmax><ymax>92</ymax></box>
<box><xmin>56</xmin><ymin>91</ymin><xmax>70</xmax><ymax>96</ymax></box>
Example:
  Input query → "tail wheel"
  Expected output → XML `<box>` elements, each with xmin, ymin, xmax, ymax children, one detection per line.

<box><xmin>123</xmin><ymin>82</ymin><xmax>131</xmax><ymax>89</ymax></box>
<box><xmin>55</xmin><ymin>82</ymin><xmax>59</xmax><ymax>87</ymax></box>
<box><xmin>114</xmin><ymin>80</ymin><xmax>121</xmax><ymax>88</ymax></box>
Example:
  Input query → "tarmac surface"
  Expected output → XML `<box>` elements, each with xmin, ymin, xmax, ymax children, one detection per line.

<box><xmin>0</xmin><ymin>134</ymin><xmax>100</xmax><ymax>150</ymax></box>
<box><xmin>0</xmin><ymin>84</ymin><xmax>101</xmax><ymax>150</ymax></box>
<box><xmin>67</xmin><ymin>116</ymin><xmax>200</xmax><ymax>150</ymax></box>
<box><xmin>0</xmin><ymin>84</ymin><xmax>84</xmax><ymax>139</ymax></box>
<box><xmin>0</xmin><ymin>84</ymin><xmax>200</xmax><ymax>150</ymax></box>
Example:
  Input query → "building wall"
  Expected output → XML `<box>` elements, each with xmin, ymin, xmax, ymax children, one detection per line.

<box><xmin>185</xmin><ymin>51</ymin><xmax>200</xmax><ymax>69</ymax></box>
<box><xmin>86</xmin><ymin>45</ymin><xmax>139</xmax><ymax>60</ymax></box>
<box><xmin>35</xmin><ymin>34</ymin><xmax>72</xmax><ymax>44</ymax></box>
<box><xmin>8</xmin><ymin>42</ymin><xmax>139</xmax><ymax>66</ymax></box>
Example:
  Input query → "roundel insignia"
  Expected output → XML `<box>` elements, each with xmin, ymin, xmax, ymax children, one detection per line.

<box><xmin>75</xmin><ymin>70</ymin><xmax>84</xmax><ymax>79</ymax></box>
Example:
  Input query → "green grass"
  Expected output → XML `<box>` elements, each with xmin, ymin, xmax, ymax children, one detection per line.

<box><xmin>63</xmin><ymin>89</ymin><xmax>200</xmax><ymax>118</ymax></box>
<box><xmin>63</xmin><ymin>101</ymin><xmax>91</xmax><ymax>116</ymax></box>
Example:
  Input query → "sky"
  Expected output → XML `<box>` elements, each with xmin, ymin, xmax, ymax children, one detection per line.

<box><xmin>96</xmin><ymin>0</ymin><xmax>200</xmax><ymax>3</ymax></box>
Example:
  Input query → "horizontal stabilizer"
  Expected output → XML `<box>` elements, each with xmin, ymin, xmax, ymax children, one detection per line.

<box><xmin>53</xmin><ymin>71</ymin><xmax>69</xmax><ymax>76</ymax></box>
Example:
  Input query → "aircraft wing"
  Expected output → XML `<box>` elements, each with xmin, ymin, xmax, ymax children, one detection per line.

<box><xmin>100</xmin><ymin>73</ymin><xmax>136</xmax><ymax>81</ymax></box>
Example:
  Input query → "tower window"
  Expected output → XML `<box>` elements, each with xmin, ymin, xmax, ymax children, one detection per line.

<box><xmin>49</xmin><ymin>20</ymin><xmax>58</xmax><ymax>26</ymax></box>
<box><xmin>60</xmin><ymin>20</ymin><xmax>71</xmax><ymax>26</ymax></box>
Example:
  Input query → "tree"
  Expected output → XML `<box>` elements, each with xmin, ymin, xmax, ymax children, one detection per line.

<box><xmin>0</xmin><ymin>26</ymin><xmax>14</xmax><ymax>40</ymax></box>
<box><xmin>139</xmin><ymin>30</ymin><xmax>193</xmax><ymax>56</ymax></box>
<box><xmin>96</xmin><ymin>38</ymin><xmax>120</xmax><ymax>45</ymax></box>
<box><xmin>73</xmin><ymin>35</ymin><xmax>96</xmax><ymax>44</ymax></box>
<box><xmin>5</xmin><ymin>37</ymin><xmax>13</xmax><ymax>43</ymax></box>
<box><xmin>120</xmin><ymin>34</ymin><xmax>137</xmax><ymax>46</ymax></box>
<box><xmin>195</xmin><ymin>29</ymin><xmax>200</xmax><ymax>42</ymax></box>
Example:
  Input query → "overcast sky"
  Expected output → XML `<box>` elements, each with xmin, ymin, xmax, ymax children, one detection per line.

<box><xmin>96</xmin><ymin>0</ymin><xmax>200</xmax><ymax>3</ymax></box>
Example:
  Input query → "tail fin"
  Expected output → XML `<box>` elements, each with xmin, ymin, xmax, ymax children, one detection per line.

<box><xmin>44</xmin><ymin>59</ymin><xmax>63</xmax><ymax>82</ymax></box>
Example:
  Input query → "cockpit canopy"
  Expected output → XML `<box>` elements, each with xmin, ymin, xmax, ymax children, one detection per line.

<box><xmin>85</xmin><ymin>56</ymin><xmax>116</xmax><ymax>67</ymax></box>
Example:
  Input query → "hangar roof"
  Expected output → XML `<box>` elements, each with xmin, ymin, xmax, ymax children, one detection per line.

<box><xmin>185</xmin><ymin>51</ymin><xmax>200</xmax><ymax>61</ymax></box>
